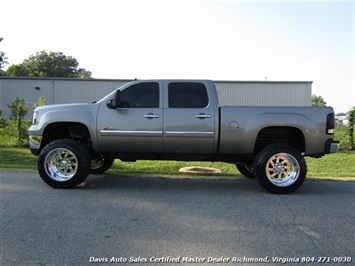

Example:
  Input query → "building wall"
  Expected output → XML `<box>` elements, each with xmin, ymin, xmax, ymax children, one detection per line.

<box><xmin>0</xmin><ymin>77</ymin><xmax>130</xmax><ymax>119</ymax></box>
<box><xmin>216</xmin><ymin>80</ymin><xmax>312</xmax><ymax>106</ymax></box>
<box><xmin>0</xmin><ymin>77</ymin><xmax>312</xmax><ymax>119</ymax></box>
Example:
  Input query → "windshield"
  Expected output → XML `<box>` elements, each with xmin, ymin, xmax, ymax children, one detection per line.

<box><xmin>95</xmin><ymin>82</ymin><xmax>134</xmax><ymax>104</ymax></box>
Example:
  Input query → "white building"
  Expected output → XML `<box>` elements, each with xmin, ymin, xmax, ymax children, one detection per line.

<box><xmin>0</xmin><ymin>77</ymin><xmax>312</xmax><ymax>119</ymax></box>
<box><xmin>335</xmin><ymin>115</ymin><xmax>350</xmax><ymax>126</ymax></box>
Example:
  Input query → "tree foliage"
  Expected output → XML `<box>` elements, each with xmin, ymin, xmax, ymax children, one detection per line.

<box><xmin>0</xmin><ymin>37</ymin><xmax>9</xmax><ymax>74</ymax></box>
<box><xmin>0</xmin><ymin>107</ymin><xmax>5</xmax><ymax>127</ymax></box>
<box><xmin>7</xmin><ymin>97</ymin><xmax>31</xmax><ymax>146</ymax></box>
<box><xmin>34</xmin><ymin>95</ymin><xmax>46</xmax><ymax>108</ymax></box>
<box><xmin>311</xmin><ymin>94</ymin><xmax>326</xmax><ymax>107</ymax></box>
<box><xmin>4</xmin><ymin>51</ymin><xmax>92</xmax><ymax>78</ymax></box>
<box><xmin>349</xmin><ymin>107</ymin><xmax>355</xmax><ymax>150</ymax></box>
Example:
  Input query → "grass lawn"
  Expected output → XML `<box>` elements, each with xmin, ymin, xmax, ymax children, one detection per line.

<box><xmin>1</xmin><ymin>122</ymin><xmax>354</xmax><ymax>180</ymax></box>
<box><xmin>0</xmin><ymin>148</ymin><xmax>354</xmax><ymax>180</ymax></box>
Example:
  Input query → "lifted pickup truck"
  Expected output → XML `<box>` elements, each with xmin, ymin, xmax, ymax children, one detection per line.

<box><xmin>28</xmin><ymin>80</ymin><xmax>339</xmax><ymax>193</ymax></box>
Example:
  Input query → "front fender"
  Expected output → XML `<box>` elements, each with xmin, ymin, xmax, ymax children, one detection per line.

<box><xmin>28</xmin><ymin>103</ymin><xmax>101</xmax><ymax>152</ymax></box>
<box><xmin>40</xmin><ymin>110</ymin><xmax>96</xmax><ymax>132</ymax></box>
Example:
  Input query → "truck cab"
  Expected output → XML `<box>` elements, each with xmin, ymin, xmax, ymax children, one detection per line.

<box><xmin>98</xmin><ymin>80</ymin><xmax>219</xmax><ymax>155</ymax></box>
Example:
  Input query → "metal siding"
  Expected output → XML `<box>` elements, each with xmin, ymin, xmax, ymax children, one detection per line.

<box><xmin>0</xmin><ymin>78</ymin><xmax>130</xmax><ymax>119</ymax></box>
<box><xmin>0</xmin><ymin>78</ymin><xmax>54</xmax><ymax>119</ymax></box>
<box><xmin>53</xmin><ymin>80</ymin><xmax>127</xmax><ymax>104</ymax></box>
<box><xmin>215</xmin><ymin>81</ymin><xmax>311</xmax><ymax>107</ymax></box>
<box><xmin>0</xmin><ymin>77</ymin><xmax>312</xmax><ymax>119</ymax></box>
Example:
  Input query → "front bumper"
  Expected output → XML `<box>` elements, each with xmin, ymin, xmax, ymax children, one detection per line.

<box><xmin>28</xmin><ymin>135</ymin><xmax>42</xmax><ymax>155</ymax></box>
<box><xmin>325</xmin><ymin>139</ymin><xmax>340</xmax><ymax>154</ymax></box>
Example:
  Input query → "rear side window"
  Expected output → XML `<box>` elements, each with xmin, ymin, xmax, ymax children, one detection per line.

<box><xmin>168</xmin><ymin>82</ymin><xmax>209</xmax><ymax>108</ymax></box>
<box><xmin>121</xmin><ymin>82</ymin><xmax>159</xmax><ymax>108</ymax></box>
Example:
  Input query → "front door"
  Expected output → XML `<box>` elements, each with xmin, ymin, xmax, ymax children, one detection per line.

<box><xmin>97</xmin><ymin>82</ymin><xmax>163</xmax><ymax>153</ymax></box>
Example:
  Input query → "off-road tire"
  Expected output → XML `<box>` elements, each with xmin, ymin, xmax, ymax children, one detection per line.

<box><xmin>90</xmin><ymin>155</ymin><xmax>115</xmax><ymax>174</ymax></box>
<box><xmin>253</xmin><ymin>143</ymin><xmax>307</xmax><ymax>194</ymax></box>
<box><xmin>236</xmin><ymin>164</ymin><xmax>254</xmax><ymax>179</ymax></box>
<box><xmin>38</xmin><ymin>138</ymin><xmax>91</xmax><ymax>188</ymax></box>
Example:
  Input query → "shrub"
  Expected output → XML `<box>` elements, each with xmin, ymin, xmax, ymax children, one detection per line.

<box><xmin>7</xmin><ymin>97</ymin><xmax>31</xmax><ymax>147</ymax></box>
<box><xmin>0</xmin><ymin>107</ymin><xmax>6</xmax><ymax>127</ymax></box>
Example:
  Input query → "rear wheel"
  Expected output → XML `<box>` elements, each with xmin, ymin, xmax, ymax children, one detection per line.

<box><xmin>90</xmin><ymin>155</ymin><xmax>115</xmax><ymax>174</ymax></box>
<box><xmin>38</xmin><ymin>139</ymin><xmax>91</xmax><ymax>188</ymax></box>
<box><xmin>253</xmin><ymin>144</ymin><xmax>307</xmax><ymax>194</ymax></box>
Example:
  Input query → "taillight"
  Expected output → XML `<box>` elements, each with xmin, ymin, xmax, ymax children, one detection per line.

<box><xmin>326</xmin><ymin>113</ymin><xmax>335</xmax><ymax>134</ymax></box>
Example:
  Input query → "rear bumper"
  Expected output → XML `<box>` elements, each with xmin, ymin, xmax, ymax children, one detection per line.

<box><xmin>325</xmin><ymin>139</ymin><xmax>339</xmax><ymax>154</ymax></box>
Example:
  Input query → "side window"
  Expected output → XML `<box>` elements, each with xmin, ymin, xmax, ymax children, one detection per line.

<box><xmin>120</xmin><ymin>82</ymin><xmax>159</xmax><ymax>108</ymax></box>
<box><xmin>168</xmin><ymin>82</ymin><xmax>209</xmax><ymax>108</ymax></box>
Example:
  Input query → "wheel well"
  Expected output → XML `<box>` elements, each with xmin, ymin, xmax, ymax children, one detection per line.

<box><xmin>255</xmin><ymin>127</ymin><xmax>305</xmax><ymax>153</ymax></box>
<box><xmin>41</xmin><ymin>122</ymin><xmax>92</xmax><ymax>152</ymax></box>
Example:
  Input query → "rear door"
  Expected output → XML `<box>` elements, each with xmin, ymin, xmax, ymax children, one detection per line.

<box><xmin>163</xmin><ymin>81</ymin><xmax>216</xmax><ymax>154</ymax></box>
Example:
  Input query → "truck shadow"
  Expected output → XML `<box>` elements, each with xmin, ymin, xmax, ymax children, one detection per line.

<box><xmin>80</xmin><ymin>173</ymin><xmax>347</xmax><ymax>195</ymax></box>
<box><xmin>82</xmin><ymin>173</ymin><xmax>261</xmax><ymax>193</ymax></box>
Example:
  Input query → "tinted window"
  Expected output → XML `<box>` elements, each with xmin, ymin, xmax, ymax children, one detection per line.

<box><xmin>121</xmin><ymin>82</ymin><xmax>159</xmax><ymax>108</ymax></box>
<box><xmin>168</xmin><ymin>82</ymin><xmax>209</xmax><ymax>108</ymax></box>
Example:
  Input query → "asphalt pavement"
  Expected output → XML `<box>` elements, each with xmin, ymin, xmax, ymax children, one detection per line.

<box><xmin>1</xmin><ymin>171</ymin><xmax>354</xmax><ymax>266</ymax></box>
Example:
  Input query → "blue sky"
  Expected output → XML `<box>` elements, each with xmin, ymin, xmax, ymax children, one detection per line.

<box><xmin>0</xmin><ymin>0</ymin><xmax>353</xmax><ymax>113</ymax></box>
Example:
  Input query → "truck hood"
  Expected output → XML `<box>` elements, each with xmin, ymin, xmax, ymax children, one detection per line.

<box><xmin>35</xmin><ymin>103</ymin><xmax>94</xmax><ymax>113</ymax></box>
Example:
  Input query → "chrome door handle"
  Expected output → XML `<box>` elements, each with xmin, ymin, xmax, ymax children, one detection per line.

<box><xmin>144</xmin><ymin>113</ymin><xmax>160</xmax><ymax>119</ymax></box>
<box><xmin>195</xmin><ymin>113</ymin><xmax>211</xmax><ymax>119</ymax></box>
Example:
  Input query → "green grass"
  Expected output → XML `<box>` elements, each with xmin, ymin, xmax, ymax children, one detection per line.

<box><xmin>0</xmin><ymin>124</ymin><xmax>354</xmax><ymax>179</ymax></box>
<box><xmin>306</xmin><ymin>151</ymin><xmax>355</xmax><ymax>178</ymax></box>
<box><xmin>109</xmin><ymin>160</ymin><xmax>238</xmax><ymax>175</ymax></box>
<box><xmin>1</xmin><ymin>148</ymin><xmax>354</xmax><ymax>180</ymax></box>
<box><xmin>0</xmin><ymin>148</ymin><xmax>37</xmax><ymax>170</ymax></box>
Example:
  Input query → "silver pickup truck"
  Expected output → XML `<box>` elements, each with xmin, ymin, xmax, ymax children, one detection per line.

<box><xmin>28</xmin><ymin>80</ymin><xmax>339</xmax><ymax>193</ymax></box>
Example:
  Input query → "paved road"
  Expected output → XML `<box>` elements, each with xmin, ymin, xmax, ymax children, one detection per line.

<box><xmin>1</xmin><ymin>171</ymin><xmax>354</xmax><ymax>265</ymax></box>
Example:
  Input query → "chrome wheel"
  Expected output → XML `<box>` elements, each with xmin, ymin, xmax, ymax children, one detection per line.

<box><xmin>91</xmin><ymin>155</ymin><xmax>105</xmax><ymax>170</ymax></box>
<box><xmin>44</xmin><ymin>148</ymin><xmax>78</xmax><ymax>182</ymax></box>
<box><xmin>90</xmin><ymin>155</ymin><xmax>115</xmax><ymax>174</ymax></box>
<box><xmin>254</xmin><ymin>144</ymin><xmax>306</xmax><ymax>194</ymax></box>
<box><xmin>265</xmin><ymin>153</ymin><xmax>300</xmax><ymax>187</ymax></box>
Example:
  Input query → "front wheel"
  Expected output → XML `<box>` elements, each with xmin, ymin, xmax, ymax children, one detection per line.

<box><xmin>38</xmin><ymin>139</ymin><xmax>91</xmax><ymax>188</ymax></box>
<box><xmin>236</xmin><ymin>164</ymin><xmax>254</xmax><ymax>179</ymax></box>
<box><xmin>253</xmin><ymin>144</ymin><xmax>307</xmax><ymax>194</ymax></box>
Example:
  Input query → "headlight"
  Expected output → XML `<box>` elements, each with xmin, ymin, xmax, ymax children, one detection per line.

<box><xmin>32</xmin><ymin>111</ymin><xmax>38</xmax><ymax>125</ymax></box>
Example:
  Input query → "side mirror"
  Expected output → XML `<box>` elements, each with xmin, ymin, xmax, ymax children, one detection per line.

<box><xmin>107</xmin><ymin>90</ymin><xmax>121</xmax><ymax>109</ymax></box>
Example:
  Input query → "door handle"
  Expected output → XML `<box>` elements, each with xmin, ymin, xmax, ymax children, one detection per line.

<box><xmin>144</xmin><ymin>113</ymin><xmax>160</xmax><ymax>119</ymax></box>
<box><xmin>195</xmin><ymin>113</ymin><xmax>212</xmax><ymax>119</ymax></box>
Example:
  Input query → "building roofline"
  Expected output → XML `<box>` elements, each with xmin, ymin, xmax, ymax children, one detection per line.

<box><xmin>0</xmin><ymin>76</ymin><xmax>133</xmax><ymax>82</ymax></box>
<box><xmin>214</xmin><ymin>79</ymin><xmax>313</xmax><ymax>84</ymax></box>
<box><xmin>0</xmin><ymin>76</ymin><xmax>313</xmax><ymax>84</ymax></box>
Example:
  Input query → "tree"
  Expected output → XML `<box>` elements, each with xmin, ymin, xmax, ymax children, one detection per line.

<box><xmin>0</xmin><ymin>37</ymin><xmax>9</xmax><ymax>74</ymax></box>
<box><xmin>7</xmin><ymin>97</ymin><xmax>31</xmax><ymax>146</ymax></box>
<box><xmin>34</xmin><ymin>95</ymin><xmax>46</xmax><ymax>108</ymax></box>
<box><xmin>349</xmin><ymin>107</ymin><xmax>355</xmax><ymax>150</ymax></box>
<box><xmin>336</xmin><ymin>112</ymin><xmax>347</xmax><ymax>116</ymax></box>
<box><xmin>311</xmin><ymin>94</ymin><xmax>326</xmax><ymax>107</ymax></box>
<box><xmin>0</xmin><ymin>107</ymin><xmax>6</xmax><ymax>127</ymax></box>
<box><xmin>4</xmin><ymin>51</ymin><xmax>92</xmax><ymax>78</ymax></box>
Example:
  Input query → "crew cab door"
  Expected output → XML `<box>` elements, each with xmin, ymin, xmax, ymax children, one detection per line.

<box><xmin>163</xmin><ymin>81</ymin><xmax>217</xmax><ymax>154</ymax></box>
<box><xmin>97</xmin><ymin>81</ymin><xmax>163</xmax><ymax>153</ymax></box>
